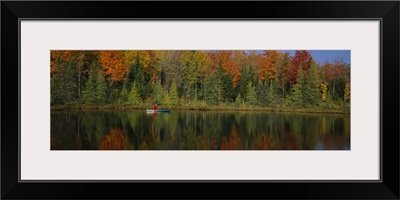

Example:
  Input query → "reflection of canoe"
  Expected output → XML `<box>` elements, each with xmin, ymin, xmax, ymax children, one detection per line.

<box><xmin>146</xmin><ymin>109</ymin><xmax>171</xmax><ymax>113</ymax></box>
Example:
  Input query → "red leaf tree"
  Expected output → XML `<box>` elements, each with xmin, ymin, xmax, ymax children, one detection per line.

<box><xmin>288</xmin><ymin>50</ymin><xmax>312</xmax><ymax>84</ymax></box>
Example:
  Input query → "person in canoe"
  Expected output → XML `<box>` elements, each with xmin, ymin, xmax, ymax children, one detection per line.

<box><xmin>153</xmin><ymin>104</ymin><xmax>158</xmax><ymax>118</ymax></box>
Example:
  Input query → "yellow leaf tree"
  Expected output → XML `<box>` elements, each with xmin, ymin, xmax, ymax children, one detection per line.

<box><xmin>344</xmin><ymin>83</ymin><xmax>350</xmax><ymax>102</ymax></box>
<box><xmin>321</xmin><ymin>83</ymin><xmax>328</xmax><ymax>102</ymax></box>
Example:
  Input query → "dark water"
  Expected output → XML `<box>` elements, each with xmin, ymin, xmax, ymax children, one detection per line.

<box><xmin>51</xmin><ymin>110</ymin><xmax>350</xmax><ymax>150</ymax></box>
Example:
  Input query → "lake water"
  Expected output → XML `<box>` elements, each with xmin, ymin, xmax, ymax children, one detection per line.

<box><xmin>51</xmin><ymin>110</ymin><xmax>350</xmax><ymax>150</ymax></box>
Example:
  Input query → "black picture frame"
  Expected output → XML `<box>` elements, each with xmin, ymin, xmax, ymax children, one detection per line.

<box><xmin>1</xmin><ymin>1</ymin><xmax>399</xmax><ymax>199</ymax></box>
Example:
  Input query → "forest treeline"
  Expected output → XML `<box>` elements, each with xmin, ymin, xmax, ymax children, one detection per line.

<box><xmin>51</xmin><ymin>50</ymin><xmax>350</xmax><ymax>110</ymax></box>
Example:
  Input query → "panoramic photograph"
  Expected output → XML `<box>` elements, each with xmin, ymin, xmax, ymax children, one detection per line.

<box><xmin>51</xmin><ymin>50</ymin><xmax>350</xmax><ymax>150</ymax></box>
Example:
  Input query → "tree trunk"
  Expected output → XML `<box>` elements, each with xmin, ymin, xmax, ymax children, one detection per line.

<box><xmin>332</xmin><ymin>78</ymin><xmax>336</xmax><ymax>99</ymax></box>
<box><xmin>78</xmin><ymin>71</ymin><xmax>81</xmax><ymax>98</ymax></box>
<box><xmin>195</xmin><ymin>85</ymin><xmax>197</xmax><ymax>101</ymax></box>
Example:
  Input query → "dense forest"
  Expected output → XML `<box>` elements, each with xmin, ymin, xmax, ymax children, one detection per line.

<box><xmin>51</xmin><ymin>50</ymin><xmax>350</xmax><ymax>110</ymax></box>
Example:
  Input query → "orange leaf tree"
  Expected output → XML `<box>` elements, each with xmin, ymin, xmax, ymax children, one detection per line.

<box><xmin>100</xmin><ymin>50</ymin><xmax>127</xmax><ymax>82</ymax></box>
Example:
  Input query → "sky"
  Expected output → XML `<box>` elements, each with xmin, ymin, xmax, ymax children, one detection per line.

<box><xmin>277</xmin><ymin>50</ymin><xmax>350</xmax><ymax>65</ymax></box>
<box><xmin>246</xmin><ymin>50</ymin><xmax>351</xmax><ymax>65</ymax></box>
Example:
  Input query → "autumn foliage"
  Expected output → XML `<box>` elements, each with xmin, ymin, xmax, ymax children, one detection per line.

<box><xmin>51</xmin><ymin>50</ymin><xmax>350</xmax><ymax>109</ymax></box>
<box><xmin>99</xmin><ymin>129</ymin><xmax>130</xmax><ymax>150</ymax></box>
<box><xmin>100</xmin><ymin>51</ymin><xmax>127</xmax><ymax>82</ymax></box>
<box><xmin>220</xmin><ymin>124</ymin><xmax>240</xmax><ymax>150</ymax></box>
<box><xmin>209</xmin><ymin>51</ymin><xmax>241</xmax><ymax>87</ymax></box>
<box><xmin>288</xmin><ymin>50</ymin><xmax>312</xmax><ymax>84</ymax></box>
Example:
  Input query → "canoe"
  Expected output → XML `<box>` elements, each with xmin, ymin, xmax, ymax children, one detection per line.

<box><xmin>146</xmin><ymin>109</ymin><xmax>171</xmax><ymax>113</ymax></box>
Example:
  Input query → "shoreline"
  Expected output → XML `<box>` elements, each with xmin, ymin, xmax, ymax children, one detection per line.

<box><xmin>51</xmin><ymin>104</ymin><xmax>350</xmax><ymax>114</ymax></box>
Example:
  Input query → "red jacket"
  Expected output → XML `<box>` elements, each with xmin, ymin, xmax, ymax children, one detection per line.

<box><xmin>153</xmin><ymin>105</ymin><xmax>158</xmax><ymax>110</ymax></box>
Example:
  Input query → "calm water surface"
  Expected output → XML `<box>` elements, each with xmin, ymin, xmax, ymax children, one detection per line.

<box><xmin>51</xmin><ymin>110</ymin><xmax>350</xmax><ymax>150</ymax></box>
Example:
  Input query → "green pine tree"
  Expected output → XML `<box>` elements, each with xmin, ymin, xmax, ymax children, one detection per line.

<box><xmin>205</xmin><ymin>73</ymin><xmax>223</xmax><ymax>106</ymax></box>
<box><xmin>134</xmin><ymin>55</ymin><xmax>146</xmax><ymax>100</ymax></box>
<box><xmin>81</xmin><ymin>64</ymin><xmax>97</xmax><ymax>104</ymax></box>
<box><xmin>256</xmin><ymin>81</ymin><xmax>268</xmax><ymax>107</ymax></box>
<box><xmin>248</xmin><ymin>65</ymin><xmax>256</xmax><ymax>84</ymax></box>
<box><xmin>238</xmin><ymin>67</ymin><xmax>250</xmax><ymax>99</ymax></box>
<box><xmin>152</xmin><ymin>79</ymin><xmax>164</xmax><ymax>104</ymax></box>
<box><xmin>168</xmin><ymin>81</ymin><xmax>179</xmax><ymax>106</ymax></box>
<box><xmin>128</xmin><ymin>81</ymin><xmax>142</xmax><ymax>105</ymax></box>
<box><xmin>95</xmin><ymin>70</ymin><xmax>108</xmax><ymax>104</ymax></box>
<box><xmin>306</xmin><ymin>60</ymin><xmax>321</xmax><ymax>107</ymax></box>
<box><xmin>121</xmin><ymin>81</ymin><xmax>130</xmax><ymax>102</ymax></box>
<box><xmin>222</xmin><ymin>72</ymin><xmax>235</xmax><ymax>102</ymax></box>
<box><xmin>121</xmin><ymin>61</ymin><xmax>138</xmax><ymax>102</ymax></box>
<box><xmin>51</xmin><ymin>76</ymin><xmax>62</xmax><ymax>104</ymax></box>
<box><xmin>246</xmin><ymin>81</ymin><xmax>257</xmax><ymax>106</ymax></box>
<box><xmin>144</xmin><ymin>81</ymin><xmax>153</xmax><ymax>101</ymax></box>
<box><xmin>268</xmin><ymin>80</ymin><xmax>278</xmax><ymax>107</ymax></box>
<box><xmin>126</xmin><ymin>63</ymin><xmax>137</xmax><ymax>89</ymax></box>
<box><xmin>289</xmin><ymin>66</ymin><xmax>306</xmax><ymax>108</ymax></box>
<box><xmin>322</xmin><ymin>91</ymin><xmax>335</xmax><ymax>109</ymax></box>
<box><xmin>51</xmin><ymin>59</ymin><xmax>80</xmax><ymax>104</ymax></box>
<box><xmin>235</xmin><ymin>93</ymin><xmax>242</xmax><ymax>107</ymax></box>
<box><xmin>181</xmin><ymin>51</ymin><xmax>198</xmax><ymax>102</ymax></box>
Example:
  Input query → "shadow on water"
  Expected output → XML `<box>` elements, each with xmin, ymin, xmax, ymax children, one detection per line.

<box><xmin>51</xmin><ymin>110</ymin><xmax>350</xmax><ymax>150</ymax></box>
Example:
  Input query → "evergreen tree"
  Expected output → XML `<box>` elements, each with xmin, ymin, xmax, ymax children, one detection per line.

<box><xmin>108</xmin><ymin>87</ymin><xmax>121</xmax><ymax>104</ymax></box>
<box><xmin>204</xmin><ymin>63</ymin><xmax>224</xmax><ymax>106</ymax></box>
<box><xmin>246</xmin><ymin>81</ymin><xmax>257</xmax><ymax>106</ymax></box>
<box><xmin>257</xmin><ymin>81</ymin><xmax>268</xmax><ymax>107</ymax></box>
<box><xmin>205</xmin><ymin>73</ymin><xmax>223</xmax><ymax>106</ymax></box>
<box><xmin>222</xmin><ymin>72</ymin><xmax>235</xmax><ymax>102</ymax></box>
<box><xmin>126</xmin><ymin>63</ymin><xmax>137</xmax><ymax>89</ymax></box>
<box><xmin>152</xmin><ymin>79</ymin><xmax>164</xmax><ymax>104</ymax></box>
<box><xmin>289</xmin><ymin>66</ymin><xmax>305</xmax><ymax>108</ymax></box>
<box><xmin>121</xmin><ymin>61</ymin><xmax>138</xmax><ymax>102</ymax></box>
<box><xmin>238</xmin><ymin>68</ymin><xmax>249</xmax><ymax>98</ymax></box>
<box><xmin>145</xmin><ymin>81</ymin><xmax>153</xmax><ymax>101</ymax></box>
<box><xmin>120</xmin><ymin>60</ymin><xmax>136</xmax><ymax>102</ymax></box>
<box><xmin>181</xmin><ymin>51</ymin><xmax>198</xmax><ymax>102</ymax></box>
<box><xmin>306</xmin><ymin>60</ymin><xmax>321</xmax><ymax>107</ymax></box>
<box><xmin>322</xmin><ymin>91</ymin><xmax>335</xmax><ymax>109</ymax></box>
<box><xmin>51</xmin><ymin>60</ymin><xmax>80</xmax><ymax>104</ymax></box>
<box><xmin>82</xmin><ymin>63</ymin><xmax>97</xmax><ymax>104</ymax></box>
<box><xmin>128</xmin><ymin>81</ymin><xmax>142</xmax><ymax>105</ymax></box>
<box><xmin>51</xmin><ymin>76</ymin><xmax>62</xmax><ymax>104</ymax></box>
<box><xmin>168</xmin><ymin>81</ymin><xmax>179</xmax><ymax>106</ymax></box>
<box><xmin>134</xmin><ymin>55</ymin><xmax>146</xmax><ymax>100</ymax></box>
<box><xmin>235</xmin><ymin>93</ymin><xmax>242</xmax><ymax>107</ymax></box>
<box><xmin>248</xmin><ymin>65</ymin><xmax>256</xmax><ymax>84</ymax></box>
<box><xmin>268</xmin><ymin>80</ymin><xmax>278</xmax><ymax>107</ymax></box>
<box><xmin>121</xmin><ymin>81</ymin><xmax>130</xmax><ymax>102</ymax></box>
<box><xmin>95</xmin><ymin>70</ymin><xmax>108</xmax><ymax>104</ymax></box>
<box><xmin>276</xmin><ymin>52</ymin><xmax>291</xmax><ymax>102</ymax></box>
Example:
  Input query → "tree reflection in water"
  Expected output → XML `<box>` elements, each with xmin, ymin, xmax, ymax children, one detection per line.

<box><xmin>51</xmin><ymin>110</ymin><xmax>350</xmax><ymax>150</ymax></box>
<box><xmin>99</xmin><ymin>129</ymin><xmax>130</xmax><ymax>150</ymax></box>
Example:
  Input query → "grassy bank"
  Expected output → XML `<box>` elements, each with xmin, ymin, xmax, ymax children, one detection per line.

<box><xmin>51</xmin><ymin>104</ymin><xmax>350</xmax><ymax>114</ymax></box>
